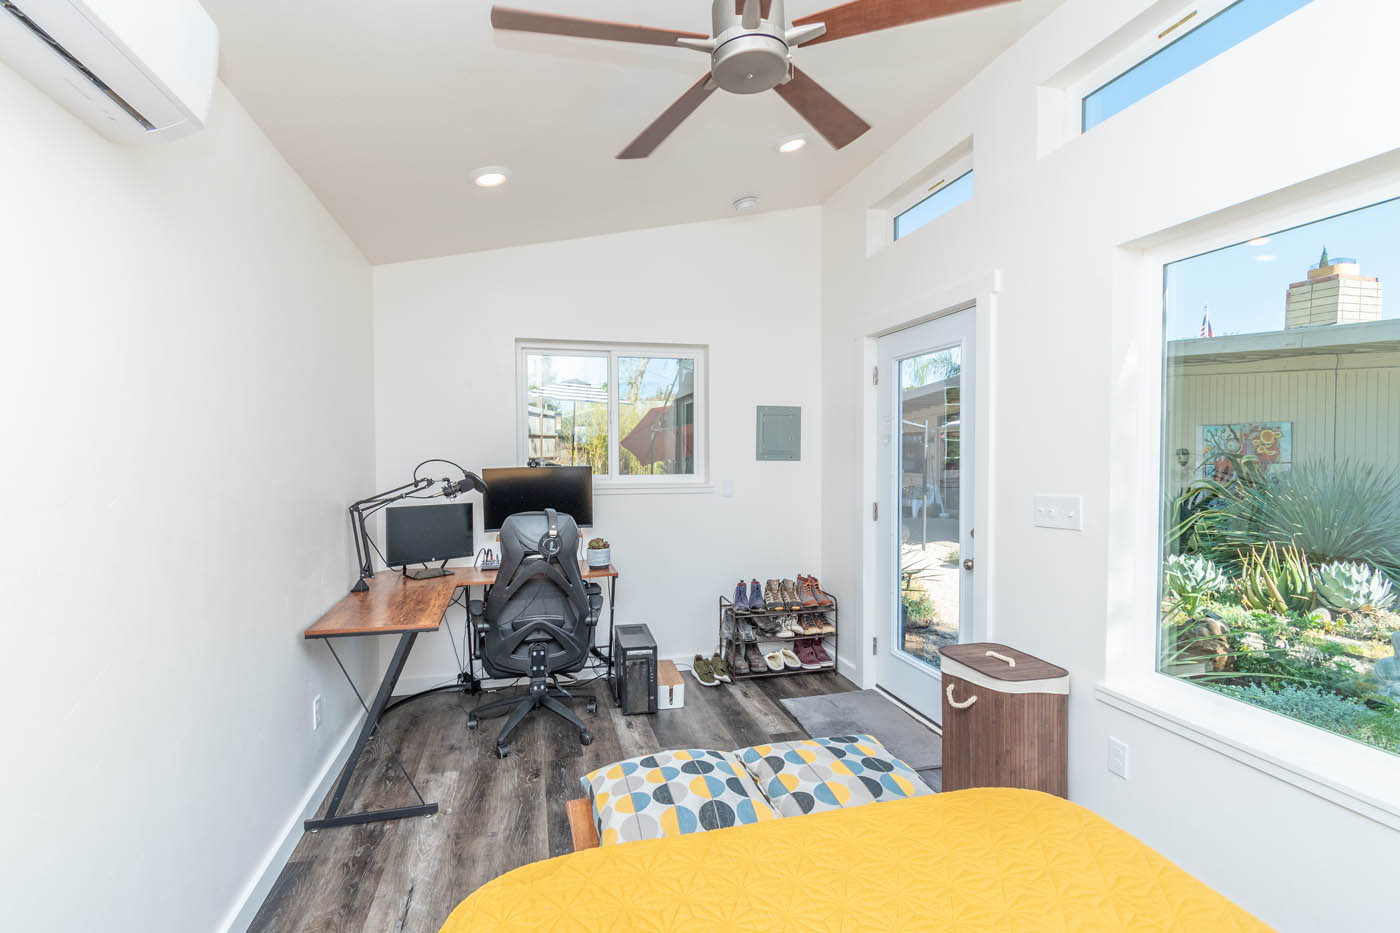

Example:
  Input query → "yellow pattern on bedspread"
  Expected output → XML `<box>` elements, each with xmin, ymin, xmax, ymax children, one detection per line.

<box><xmin>441</xmin><ymin>788</ymin><xmax>1270</xmax><ymax>932</ymax></box>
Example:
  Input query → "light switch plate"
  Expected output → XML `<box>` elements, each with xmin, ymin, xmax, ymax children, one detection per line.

<box><xmin>1107</xmin><ymin>736</ymin><xmax>1129</xmax><ymax>779</ymax></box>
<box><xmin>1033</xmin><ymin>495</ymin><xmax>1083</xmax><ymax>530</ymax></box>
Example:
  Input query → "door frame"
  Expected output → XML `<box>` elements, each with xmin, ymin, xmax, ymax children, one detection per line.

<box><xmin>875</xmin><ymin>309</ymin><xmax>976</xmax><ymax>716</ymax></box>
<box><xmin>851</xmin><ymin>270</ymin><xmax>1000</xmax><ymax>691</ymax></box>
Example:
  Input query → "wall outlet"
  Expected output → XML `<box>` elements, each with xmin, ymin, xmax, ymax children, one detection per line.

<box><xmin>1107</xmin><ymin>736</ymin><xmax>1129</xmax><ymax>779</ymax></box>
<box><xmin>312</xmin><ymin>694</ymin><xmax>323</xmax><ymax>732</ymax></box>
<box><xmin>1033</xmin><ymin>494</ymin><xmax>1084</xmax><ymax>530</ymax></box>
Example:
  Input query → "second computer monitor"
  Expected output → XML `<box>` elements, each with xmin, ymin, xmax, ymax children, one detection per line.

<box><xmin>482</xmin><ymin>466</ymin><xmax>593</xmax><ymax>531</ymax></box>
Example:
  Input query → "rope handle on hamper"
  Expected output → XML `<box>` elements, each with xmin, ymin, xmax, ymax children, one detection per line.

<box><xmin>985</xmin><ymin>650</ymin><xmax>1016</xmax><ymax>667</ymax></box>
<box><xmin>946</xmin><ymin>682</ymin><xmax>977</xmax><ymax>709</ymax></box>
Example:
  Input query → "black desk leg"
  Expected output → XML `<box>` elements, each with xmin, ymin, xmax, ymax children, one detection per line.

<box><xmin>305</xmin><ymin>632</ymin><xmax>438</xmax><ymax>831</ymax></box>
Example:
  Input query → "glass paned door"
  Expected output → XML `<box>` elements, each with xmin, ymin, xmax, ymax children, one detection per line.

<box><xmin>876</xmin><ymin>309</ymin><xmax>975</xmax><ymax>722</ymax></box>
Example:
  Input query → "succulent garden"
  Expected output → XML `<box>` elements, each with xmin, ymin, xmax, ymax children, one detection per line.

<box><xmin>1162</xmin><ymin>455</ymin><xmax>1400</xmax><ymax>756</ymax></box>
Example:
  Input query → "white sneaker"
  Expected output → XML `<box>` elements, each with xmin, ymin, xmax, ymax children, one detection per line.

<box><xmin>763</xmin><ymin>650</ymin><xmax>785</xmax><ymax>672</ymax></box>
<box><xmin>780</xmin><ymin>648</ymin><xmax>801</xmax><ymax>670</ymax></box>
<box><xmin>776</xmin><ymin>616</ymin><xmax>798</xmax><ymax>638</ymax></box>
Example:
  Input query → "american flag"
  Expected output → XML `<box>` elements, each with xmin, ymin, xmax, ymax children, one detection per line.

<box><xmin>1199</xmin><ymin>306</ymin><xmax>1213</xmax><ymax>338</ymax></box>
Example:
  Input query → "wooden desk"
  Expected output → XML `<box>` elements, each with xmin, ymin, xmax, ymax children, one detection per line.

<box><xmin>302</xmin><ymin>561</ymin><xmax>619</xmax><ymax>830</ymax></box>
<box><xmin>448</xmin><ymin>560</ymin><xmax>618</xmax><ymax>588</ymax></box>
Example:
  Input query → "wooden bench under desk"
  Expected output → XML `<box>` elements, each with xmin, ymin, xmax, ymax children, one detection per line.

<box><xmin>301</xmin><ymin>562</ymin><xmax>619</xmax><ymax>830</ymax></box>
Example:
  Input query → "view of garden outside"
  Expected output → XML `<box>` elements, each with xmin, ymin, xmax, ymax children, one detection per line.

<box><xmin>899</xmin><ymin>347</ymin><xmax>961</xmax><ymax>669</ymax></box>
<box><xmin>525</xmin><ymin>351</ymin><xmax>696</xmax><ymax>476</ymax></box>
<box><xmin>1161</xmin><ymin>197</ymin><xmax>1400</xmax><ymax>757</ymax></box>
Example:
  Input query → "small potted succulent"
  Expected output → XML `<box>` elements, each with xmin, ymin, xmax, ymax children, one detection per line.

<box><xmin>586</xmin><ymin>536</ymin><xmax>611</xmax><ymax>568</ymax></box>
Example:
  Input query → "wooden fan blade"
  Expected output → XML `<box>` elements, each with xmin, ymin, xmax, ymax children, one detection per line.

<box><xmin>793</xmin><ymin>0</ymin><xmax>1013</xmax><ymax>46</ymax></box>
<box><xmin>617</xmin><ymin>74</ymin><xmax>717</xmax><ymax>159</ymax></box>
<box><xmin>491</xmin><ymin>6</ymin><xmax>707</xmax><ymax>47</ymax></box>
<box><xmin>773</xmin><ymin>67</ymin><xmax>870</xmax><ymax>149</ymax></box>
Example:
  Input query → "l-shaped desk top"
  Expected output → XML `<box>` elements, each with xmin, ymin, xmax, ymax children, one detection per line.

<box><xmin>303</xmin><ymin>561</ymin><xmax>620</xmax><ymax>639</ymax></box>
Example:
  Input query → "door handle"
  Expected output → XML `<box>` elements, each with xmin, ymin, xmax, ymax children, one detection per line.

<box><xmin>946</xmin><ymin>683</ymin><xmax>977</xmax><ymax>709</ymax></box>
<box><xmin>962</xmin><ymin>558</ymin><xmax>974</xmax><ymax>571</ymax></box>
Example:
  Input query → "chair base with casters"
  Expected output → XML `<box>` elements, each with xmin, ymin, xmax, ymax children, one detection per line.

<box><xmin>467</xmin><ymin>642</ymin><xmax>598</xmax><ymax>757</ymax></box>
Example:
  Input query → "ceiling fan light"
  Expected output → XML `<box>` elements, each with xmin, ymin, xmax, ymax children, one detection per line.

<box><xmin>472</xmin><ymin>165</ymin><xmax>512</xmax><ymax>188</ymax></box>
<box><xmin>777</xmin><ymin>134</ymin><xmax>807</xmax><ymax>153</ymax></box>
<box><xmin>733</xmin><ymin>196</ymin><xmax>760</xmax><ymax>213</ymax></box>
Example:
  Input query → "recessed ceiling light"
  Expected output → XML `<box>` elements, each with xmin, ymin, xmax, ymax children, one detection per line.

<box><xmin>777</xmin><ymin>134</ymin><xmax>808</xmax><ymax>153</ymax></box>
<box><xmin>1247</xmin><ymin>236</ymin><xmax>1271</xmax><ymax>246</ymax></box>
<box><xmin>1255</xmin><ymin>253</ymin><xmax>1276</xmax><ymax>262</ymax></box>
<box><xmin>733</xmin><ymin>196</ymin><xmax>760</xmax><ymax>213</ymax></box>
<box><xmin>472</xmin><ymin>165</ymin><xmax>511</xmax><ymax>188</ymax></box>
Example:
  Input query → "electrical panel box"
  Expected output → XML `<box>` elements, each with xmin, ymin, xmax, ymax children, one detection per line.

<box><xmin>756</xmin><ymin>405</ymin><xmax>801</xmax><ymax>461</ymax></box>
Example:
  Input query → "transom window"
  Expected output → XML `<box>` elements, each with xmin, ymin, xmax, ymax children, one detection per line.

<box><xmin>1159</xmin><ymin>195</ymin><xmax>1400</xmax><ymax>758</ymax></box>
<box><xmin>893</xmin><ymin>170</ymin><xmax>974</xmax><ymax>242</ymax></box>
<box><xmin>519</xmin><ymin>342</ymin><xmax>706</xmax><ymax>483</ymax></box>
<box><xmin>1083</xmin><ymin>0</ymin><xmax>1313</xmax><ymax>132</ymax></box>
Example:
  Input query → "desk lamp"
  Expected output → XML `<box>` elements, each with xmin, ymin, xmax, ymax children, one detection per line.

<box><xmin>349</xmin><ymin>459</ymin><xmax>487</xmax><ymax>594</ymax></box>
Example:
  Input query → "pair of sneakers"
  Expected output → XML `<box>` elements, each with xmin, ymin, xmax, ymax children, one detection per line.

<box><xmin>692</xmin><ymin>653</ymin><xmax>732</xmax><ymax>687</ymax></box>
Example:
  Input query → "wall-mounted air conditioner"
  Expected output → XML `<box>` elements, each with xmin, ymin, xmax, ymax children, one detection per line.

<box><xmin>0</xmin><ymin>0</ymin><xmax>218</xmax><ymax>143</ymax></box>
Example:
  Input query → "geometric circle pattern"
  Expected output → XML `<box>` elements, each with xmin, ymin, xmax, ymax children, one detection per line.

<box><xmin>581</xmin><ymin>748</ymin><xmax>775</xmax><ymax>845</ymax></box>
<box><xmin>735</xmin><ymin>734</ymin><xmax>933</xmax><ymax>817</ymax></box>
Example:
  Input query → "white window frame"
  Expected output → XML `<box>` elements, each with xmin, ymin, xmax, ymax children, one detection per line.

<box><xmin>517</xmin><ymin>340</ymin><xmax>709</xmax><ymax>490</ymax></box>
<box><xmin>892</xmin><ymin>168</ymin><xmax>975</xmax><ymax>244</ymax></box>
<box><xmin>1101</xmin><ymin>165</ymin><xmax>1400</xmax><ymax>831</ymax></box>
<box><xmin>1067</xmin><ymin>0</ymin><xmax>1260</xmax><ymax>140</ymax></box>
<box><xmin>866</xmin><ymin>140</ymin><xmax>974</xmax><ymax>255</ymax></box>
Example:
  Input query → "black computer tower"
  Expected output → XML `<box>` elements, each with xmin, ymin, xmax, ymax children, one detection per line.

<box><xmin>612</xmin><ymin>623</ymin><xmax>657</xmax><ymax>715</ymax></box>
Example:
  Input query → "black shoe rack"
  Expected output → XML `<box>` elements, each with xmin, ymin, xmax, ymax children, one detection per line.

<box><xmin>718</xmin><ymin>592</ymin><xmax>839</xmax><ymax>679</ymax></box>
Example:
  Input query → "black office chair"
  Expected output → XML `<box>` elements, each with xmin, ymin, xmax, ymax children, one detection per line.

<box><xmin>467</xmin><ymin>508</ymin><xmax>602</xmax><ymax>758</ymax></box>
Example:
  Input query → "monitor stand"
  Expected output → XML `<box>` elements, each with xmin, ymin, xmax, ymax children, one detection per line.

<box><xmin>402</xmin><ymin>566</ymin><xmax>454</xmax><ymax>581</ymax></box>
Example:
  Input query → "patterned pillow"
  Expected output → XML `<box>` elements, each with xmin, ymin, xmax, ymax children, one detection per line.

<box><xmin>735</xmin><ymin>734</ymin><xmax>932</xmax><ymax>817</ymax></box>
<box><xmin>580</xmin><ymin>748</ymin><xmax>778</xmax><ymax>845</ymax></box>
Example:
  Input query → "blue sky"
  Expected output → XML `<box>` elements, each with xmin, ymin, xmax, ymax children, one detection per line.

<box><xmin>1165</xmin><ymin>196</ymin><xmax>1400</xmax><ymax>340</ymax></box>
<box><xmin>1084</xmin><ymin>0</ymin><xmax>1315</xmax><ymax>130</ymax></box>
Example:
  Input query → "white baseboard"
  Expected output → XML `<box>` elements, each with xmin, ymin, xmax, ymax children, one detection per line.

<box><xmin>218</xmin><ymin>709</ymin><xmax>366</xmax><ymax>933</ymax></box>
<box><xmin>837</xmin><ymin>653</ymin><xmax>859</xmax><ymax>684</ymax></box>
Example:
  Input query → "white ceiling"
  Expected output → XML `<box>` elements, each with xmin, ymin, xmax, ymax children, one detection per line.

<box><xmin>203</xmin><ymin>0</ymin><xmax>1064</xmax><ymax>264</ymax></box>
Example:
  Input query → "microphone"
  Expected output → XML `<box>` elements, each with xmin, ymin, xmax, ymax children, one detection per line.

<box><xmin>440</xmin><ymin>472</ymin><xmax>487</xmax><ymax>499</ymax></box>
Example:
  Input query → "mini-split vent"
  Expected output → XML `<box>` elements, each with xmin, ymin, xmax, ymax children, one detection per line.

<box><xmin>3</xmin><ymin>2</ymin><xmax>153</xmax><ymax>129</ymax></box>
<box><xmin>0</xmin><ymin>0</ymin><xmax>217</xmax><ymax>144</ymax></box>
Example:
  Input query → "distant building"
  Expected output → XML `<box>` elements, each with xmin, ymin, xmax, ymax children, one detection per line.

<box><xmin>1285</xmin><ymin>246</ymin><xmax>1383</xmax><ymax>329</ymax></box>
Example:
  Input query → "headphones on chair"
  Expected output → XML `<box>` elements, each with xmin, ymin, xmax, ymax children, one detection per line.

<box><xmin>537</xmin><ymin>508</ymin><xmax>563</xmax><ymax>559</ymax></box>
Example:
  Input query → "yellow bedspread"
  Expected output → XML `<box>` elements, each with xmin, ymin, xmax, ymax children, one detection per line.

<box><xmin>441</xmin><ymin>788</ymin><xmax>1269</xmax><ymax>932</ymax></box>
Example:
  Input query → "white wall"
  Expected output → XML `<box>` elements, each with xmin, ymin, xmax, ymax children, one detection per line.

<box><xmin>372</xmin><ymin>208</ymin><xmax>823</xmax><ymax>685</ymax></box>
<box><xmin>819</xmin><ymin>0</ymin><xmax>1400</xmax><ymax>928</ymax></box>
<box><xmin>0</xmin><ymin>68</ymin><xmax>375</xmax><ymax>932</ymax></box>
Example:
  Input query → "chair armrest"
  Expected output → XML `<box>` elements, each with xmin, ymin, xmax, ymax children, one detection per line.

<box><xmin>468</xmin><ymin>599</ymin><xmax>489</xmax><ymax>635</ymax></box>
<box><xmin>585</xmin><ymin>583</ymin><xmax>603</xmax><ymax>621</ymax></box>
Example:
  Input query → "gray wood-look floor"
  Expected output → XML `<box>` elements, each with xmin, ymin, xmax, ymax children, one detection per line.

<box><xmin>250</xmin><ymin>671</ymin><xmax>941</xmax><ymax>932</ymax></box>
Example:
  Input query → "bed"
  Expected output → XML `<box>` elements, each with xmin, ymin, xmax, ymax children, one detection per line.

<box><xmin>440</xmin><ymin>787</ymin><xmax>1269</xmax><ymax>932</ymax></box>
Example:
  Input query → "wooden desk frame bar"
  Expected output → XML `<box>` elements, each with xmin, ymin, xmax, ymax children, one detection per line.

<box><xmin>304</xmin><ymin>632</ymin><xmax>438</xmax><ymax>830</ymax></box>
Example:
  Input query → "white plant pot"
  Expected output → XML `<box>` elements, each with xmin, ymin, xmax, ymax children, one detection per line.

<box><xmin>587</xmin><ymin>547</ymin><xmax>611</xmax><ymax>568</ymax></box>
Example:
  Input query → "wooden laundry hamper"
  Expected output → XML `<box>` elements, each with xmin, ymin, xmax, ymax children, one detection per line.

<box><xmin>939</xmin><ymin>643</ymin><xmax>1069</xmax><ymax>797</ymax></box>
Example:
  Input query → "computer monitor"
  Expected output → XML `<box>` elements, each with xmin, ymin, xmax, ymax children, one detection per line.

<box><xmin>482</xmin><ymin>466</ymin><xmax>593</xmax><ymax>531</ymax></box>
<box><xmin>384</xmin><ymin>503</ymin><xmax>474</xmax><ymax>571</ymax></box>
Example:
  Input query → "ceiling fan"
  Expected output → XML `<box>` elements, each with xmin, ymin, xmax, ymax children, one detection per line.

<box><xmin>491</xmin><ymin>0</ymin><xmax>1015</xmax><ymax>158</ymax></box>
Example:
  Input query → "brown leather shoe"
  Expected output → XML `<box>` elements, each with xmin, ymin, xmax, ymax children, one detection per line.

<box><xmin>807</xmin><ymin>575</ymin><xmax>834</xmax><ymax>607</ymax></box>
<box><xmin>797</xmin><ymin>575</ymin><xmax>820</xmax><ymax>608</ymax></box>
<box><xmin>764</xmin><ymin>579</ymin><xmax>783</xmax><ymax>612</ymax></box>
<box><xmin>779</xmin><ymin>578</ymin><xmax>801</xmax><ymax>611</ymax></box>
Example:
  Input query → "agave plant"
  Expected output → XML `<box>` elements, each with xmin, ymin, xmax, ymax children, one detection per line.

<box><xmin>1170</xmin><ymin>457</ymin><xmax>1400</xmax><ymax>580</ymax></box>
<box><xmin>1314</xmin><ymin>561</ymin><xmax>1397</xmax><ymax>612</ymax></box>
<box><xmin>1237</xmin><ymin>542</ymin><xmax>1315</xmax><ymax>615</ymax></box>
<box><xmin>1163</xmin><ymin>553</ymin><xmax>1228</xmax><ymax>616</ymax></box>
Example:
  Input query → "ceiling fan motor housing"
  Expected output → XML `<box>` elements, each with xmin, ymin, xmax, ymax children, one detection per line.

<box><xmin>709</xmin><ymin>0</ymin><xmax>790</xmax><ymax>94</ymax></box>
